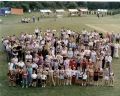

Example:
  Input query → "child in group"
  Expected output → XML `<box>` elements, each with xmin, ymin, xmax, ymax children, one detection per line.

<box><xmin>41</xmin><ymin>72</ymin><xmax>47</xmax><ymax>87</ymax></box>
<box><xmin>109</xmin><ymin>72</ymin><xmax>114</xmax><ymax>87</ymax></box>
<box><xmin>93</xmin><ymin>68</ymin><xmax>99</xmax><ymax>86</ymax></box>
<box><xmin>88</xmin><ymin>66</ymin><xmax>94</xmax><ymax>86</ymax></box>
<box><xmin>48</xmin><ymin>67</ymin><xmax>55</xmax><ymax>86</ymax></box>
<box><xmin>59</xmin><ymin>67</ymin><xmax>65</xmax><ymax>86</ymax></box>
<box><xmin>98</xmin><ymin>68</ymin><xmax>104</xmax><ymax>86</ymax></box>
<box><xmin>82</xmin><ymin>71</ymin><xmax>88</xmax><ymax>86</ymax></box>
<box><xmin>53</xmin><ymin>68</ymin><xmax>60</xmax><ymax>86</ymax></box>
<box><xmin>42</xmin><ymin>68</ymin><xmax>49</xmax><ymax>85</ymax></box>
<box><xmin>104</xmin><ymin>68</ymin><xmax>110</xmax><ymax>86</ymax></box>
<box><xmin>22</xmin><ymin>68</ymin><xmax>28</xmax><ymax>88</ymax></box>
<box><xmin>37</xmin><ymin>69</ymin><xmax>42</xmax><ymax>87</ymax></box>
<box><xmin>71</xmin><ymin>67</ymin><xmax>77</xmax><ymax>85</ymax></box>
<box><xmin>7</xmin><ymin>70</ymin><xmax>16</xmax><ymax>87</ymax></box>
<box><xmin>76</xmin><ymin>67</ymin><xmax>83</xmax><ymax>85</ymax></box>
<box><xmin>65</xmin><ymin>66</ymin><xmax>72</xmax><ymax>85</ymax></box>
<box><xmin>31</xmin><ymin>71</ymin><xmax>37</xmax><ymax>87</ymax></box>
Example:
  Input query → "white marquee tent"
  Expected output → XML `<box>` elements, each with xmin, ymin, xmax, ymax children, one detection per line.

<box><xmin>40</xmin><ymin>9</ymin><xmax>52</xmax><ymax>13</ymax></box>
<box><xmin>56</xmin><ymin>9</ymin><xmax>65</xmax><ymax>13</ymax></box>
<box><xmin>68</xmin><ymin>9</ymin><xmax>78</xmax><ymax>12</ymax></box>
<box><xmin>97</xmin><ymin>9</ymin><xmax>108</xmax><ymax>12</ymax></box>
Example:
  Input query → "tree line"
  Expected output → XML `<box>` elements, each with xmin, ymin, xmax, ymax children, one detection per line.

<box><xmin>0</xmin><ymin>1</ymin><xmax>120</xmax><ymax>12</ymax></box>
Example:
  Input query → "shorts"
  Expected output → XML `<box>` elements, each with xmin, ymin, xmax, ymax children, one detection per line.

<box><xmin>32</xmin><ymin>79</ymin><xmax>37</xmax><ymax>82</ymax></box>
<box><xmin>82</xmin><ymin>79</ymin><xmax>87</xmax><ymax>81</ymax></box>
<box><xmin>42</xmin><ymin>80</ymin><xmax>46</xmax><ymax>83</ymax></box>
<box><xmin>104</xmin><ymin>76</ymin><xmax>109</xmax><ymax>80</ymax></box>
<box><xmin>99</xmin><ymin>76</ymin><xmax>103</xmax><ymax>79</ymax></box>
<box><xmin>78</xmin><ymin>77</ymin><xmax>82</xmax><ymax>80</ymax></box>
<box><xmin>59</xmin><ymin>75</ymin><xmax>64</xmax><ymax>80</ymax></box>
<box><xmin>85</xmin><ymin>55</ymin><xmax>90</xmax><ymax>59</ymax></box>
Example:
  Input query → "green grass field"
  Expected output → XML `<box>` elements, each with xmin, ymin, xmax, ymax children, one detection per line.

<box><xmin>0</xmin><ymin>13</ymin><xmax>120</xmax><ymax>96</ymax></box>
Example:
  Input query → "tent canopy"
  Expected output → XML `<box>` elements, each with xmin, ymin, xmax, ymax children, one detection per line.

<box><xmin>68</xmin><ymin>9</ymin><xmax>78</xmax><ymax>12</ymax></box>
<box><xmin>0</xmin><ymin>7</ymin><xmax>10</xmax><ymax>16</ymax></box>
<box><xmin>40</xmin><ymin>9</ymin><xmax>52</xmax><ymax>13</ymax></box>
<box><xmin>79</xmin><ymin>8</ymin><xmax>88</xmax><ymax>12</ymax></box>
<box><xmin>97</xmin><ymin>9</ymin><xmax>108</xmax><ymax>12</ymax></box>
<box><xmin>56</xmin><ymin>9</ymin><xmax>65</xmax><ymax>13</ymax></box>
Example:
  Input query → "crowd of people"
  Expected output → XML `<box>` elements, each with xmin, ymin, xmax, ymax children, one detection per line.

<box><xmin>21</xmin><ymin>16</ymin><xmax>40</xmax><ymax>23</ymax></box>
<box><xmin>2</xmin><ymin>28</ymin><xmax>120</xmax><ymax>88</ymax></box>
<box><xmin>21</xmin><ymin>17</ymin><xmax>31</xmax><ymax>23</ymax></box>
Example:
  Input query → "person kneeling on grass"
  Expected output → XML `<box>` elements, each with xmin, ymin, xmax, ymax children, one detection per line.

<box><xmin>41</xmin><ymin>72</ymin><xmax>47</xmax><ymax>87</ymax></box>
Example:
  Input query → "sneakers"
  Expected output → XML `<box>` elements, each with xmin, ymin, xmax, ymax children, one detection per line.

<box><xmin>42</xmin><ymin>85</ymin><xmax>46</xmax><ymax>87</ymax></box>
<box><xmin>22</xmin><ymin>85</ymin><xmax>28</xmax><ymax>88</ymax></box>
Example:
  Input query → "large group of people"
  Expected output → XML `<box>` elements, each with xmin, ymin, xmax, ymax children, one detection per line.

<box><xmin>21</xmin><ymin>17</ymin><xmax>31</xmax><ymax>23</ymax></box>
<box><xmin>21</xmin><ymin>16</ymin><xmax>40</xmax><ymax>23</ymax></box>
<box><xmin>2</xmin><ymin>27</ymin><xmax>120</xmax><ymax>88</ymax></box>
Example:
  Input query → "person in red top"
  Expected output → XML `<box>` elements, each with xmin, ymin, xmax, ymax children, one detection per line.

<box><xmin>81</xmin><ymin>58</ymin><xmax>88</xmax><ymax>73</ymax></box>
<box><xmin>69</xmin><ymin>58</ymin><xmax>77</xmax><ymax>70</ymax></box>
<box><xmin>22</xmin><ymin>68</ymin><xmax>28</xmax><ymax>88</ymax></box>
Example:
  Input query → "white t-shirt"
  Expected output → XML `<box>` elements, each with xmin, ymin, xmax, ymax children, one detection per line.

<box><xmin>85</xmin><ymin>50</ymin><xmax>91</xmax><ymax>56</ymax></box>
<box><xmin>61</xmin><ymin>49</ymin><xmax>67</xmax><ymax>56</ymax></box>
<box><xmin>8</xmin><ymin>62</ymin><xmax>14</xmax><ymax>70</ymax></box>
<box><xmin>64</xmin><ymin>59</ymin><xmax>70</xmax><ymax>69</ymax></box>
<box><xmin>67</xmin><ymin>30</ymin><xmax>71</xmax><ymax>34</ymax></box>
<box><xmin>32</xmin><ymin>73</ymin><xmax>37</xmax><ymax>79</ymax></box>
<box><xmin>114</xmin><ymin>43</ymin><xmax>120</xmax><ymax>49</ymax></box>
<box><xmin>66</xmin><ymin>69</ymin><xmax>72</xmax><ymax>77</ymax></box>
<box><xmin>25</xmin><ymin>55</ymin><xmax>32</xmax><ymax>60</ymax></box>
<box><xmin>35</xmin><ymin>28</ymin><xmax>39</xmax><ymax>33</ymax></box>
<box><xmin>80</xmin><ymin>52</ymin><xmax>85</xmax><ymax>59</ymax></box>
<box><xmin>41</xmin><ymin>74</ymin><xmax>47</xmax><ymax>80</ymax></box>
<box><xmin>105</xmin><ymin>56</ymin><xmax>112</xmax><ymax>63</ymax></box>
<box><xmin>71</xmin><ymin>70</ymin><xmax>77</xmax><ymax>76</ymax></box>
<box><xmin>12</xmin><ymin>58</ymin><xmax>18</xmax><ymax>64</ymax></box>
<box><xmin>17</xmin><ymin>61</ymin><xmax>25</xmax><ymax>68</ymax></box>
<box><xmin>83</xmin><ymin>74</ymin><xmax>87</xmax><ymax>80</ymax></box>
<box><xmin>32</xmin><ymin>63</ymin><xmax>38</xmax><ymax>68</ymax></box>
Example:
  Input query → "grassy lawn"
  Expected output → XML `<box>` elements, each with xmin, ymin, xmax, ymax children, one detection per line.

<box><xmin>0</xmin><ymin>13</ymin><xmax>120</xmax><ymax>96</ymax></box>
